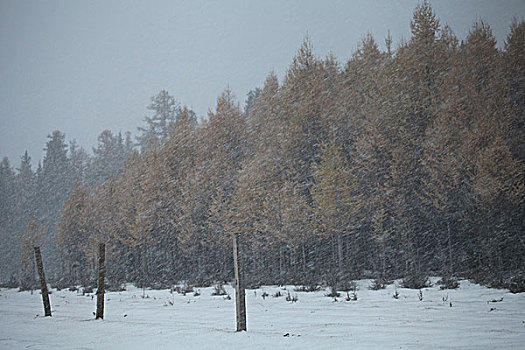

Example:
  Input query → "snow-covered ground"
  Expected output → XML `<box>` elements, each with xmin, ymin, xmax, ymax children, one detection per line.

<box><xmin>1</xmin><ymin>279</ymin><xmax>524</xmax><ymax>349</ymax></box>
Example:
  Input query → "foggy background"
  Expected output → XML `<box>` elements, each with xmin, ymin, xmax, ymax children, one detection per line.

<box><xmin>1</xmin><ymin>0</ymin><xmax>524</xmax><ymax>163</ymax></box>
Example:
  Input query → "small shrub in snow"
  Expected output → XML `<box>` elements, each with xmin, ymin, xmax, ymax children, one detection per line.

<box><xmin>508</xmin><ymin>275</ymin><xmax>525</xmax><ymax>294</ymax></box>
<box><xmin>51</xmin><ymin>278</ymin><xmax>70</xmax><ymax>291</ymax></box>
<box><xmin>294</xmin><ymin>284</ymin><xmax>320</xmax><ymax>292</ymax></box>
<box><xmin>286</xmin><ymin>292</ymin><xmax>298</xmax><ymax>302</ymax></box>
<box><xmin>0</xmin><ymin>274</ymin><xmax>18</xmax><ymax>289</ymax></box>
<box><xmin>325</xmin><ymin>286</ymin><xmax>340</xmax><ymax>298</ymax></box>
<box><xmin>487</xmin><ymin>297</ymin><xmax>504</xmax><ymax>303</ymax></box>
<box><xmin>402</xmin><ymin>274</ymin><xmax>431</xmax><ymax>289</ymax></box>
<box><xmin>175</xmin><ymin>282</ymin><xmax>194</xmax><ymax>295</ymax></box>
<box><xmin>438</xmin><ymin>276</ymin><xmax>460</xmax><ymax>290</ymax></box>
<box><xmin>150</xmin><ymin>282</ymin><xmax>161</xmax><ymax>289</ymax></box>
<box><xmin>106</xmin><ymin>283</ymin><xmax>126</xmax><ymax>292</ymax></box>
<box><xmin>345</xmin><ymin>291</ymin><xmax>357</xmax><ymax>301</ymax></box>
<box><xmin>18</xmin><ymin>277</ymin><xmax>38</xmax><ymax>292</ymax></box>
<box><xmin>340</xmin><ymin>280</ymin><xmax>358</xmax><ymax>292</ymax></box>
<box><xmin>393</xmin><ymin>289</ymin><xmax>400</xmax><ymax>299</ymax></box>
<box><xmin>475</xmin><ymin>272</ymin><xmax>525</xmax><ymax>293</ymax></box>
<box><xmin>211</xmin><ymin>283</ymin><xmax>227</xmax><ymax>296</ymax></box>
<box><xmin>369</xmin><ymin>279</ymin><xmax>388</xmax><ymax>290</ymax></box>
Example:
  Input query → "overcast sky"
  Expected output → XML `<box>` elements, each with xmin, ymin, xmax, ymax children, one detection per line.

<box><xmin>1</xmin><ymin>0</ymin><xmax>524</xmax><ymax>166</ymax></box>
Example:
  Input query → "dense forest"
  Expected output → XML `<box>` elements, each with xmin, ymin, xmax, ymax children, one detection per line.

<box><xmin>1</xmin><ymin>3</ymin><xmax>524</xmax><ymax>292</ymax></box>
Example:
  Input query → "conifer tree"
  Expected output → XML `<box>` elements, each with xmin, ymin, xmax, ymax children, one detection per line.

<box><xmin>18</xmin><ymin>214</ymin><xmax>44</xmax><ymax>290</ymax></box>
<box><xmin>0</xmin><ymin>157</ymin><xmax>17</xmax><ymax>282</ymax></box>
<box><xmin>57</xmin><ymin>184</ymin><xmax>91</xmax><ymax>286</ymax></box>
<box><xmin>503</xmin><ymin>19</ymin><xmax>525</xmax><ymax>162</ymax></box>
<box><xmin>137</xmin><ymin>90</ymin><xmax>180</xmax><ymax>150</ymax></box>
<box><xmin>312</xmin><ymin>139</ymin><xmax>360</xmax><ymax>279</ymax></box>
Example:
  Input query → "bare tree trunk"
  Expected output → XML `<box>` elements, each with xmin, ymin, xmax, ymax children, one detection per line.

<box><xmin>233</xmin><ymin>233</ymin><xmax>246</xmax><ymax>332</ymax></box>
<box><xmin>142</xmin><ymin>245</ymin><xmax>147</xmax><ymax>289</ymax></box>
<box><xmin>336</xmin><ymin>232</ymin><xmax>344</xmax><ymax>277</ymax></box>
<box><xmin>381</xmin><ymin>240</ymin><xmax>386</xmax><ymax>278</ymax></box>
<box><xmin>302</xmin><ymin>244</ymin><xmax>307</xmax><ymax>281</ymax></box>
<box><xmin>96</xmin><ymin>243</ymin><xmax>106</xmax><ymax>320</ymax></box>
<box><xmin>447</xmin><ymin>221</ymin><xmax>453</xmax><ymax>276</ymax></box>
<box><xmin>34</xmin><ymin>246</ymin><xmax>51</xmax><ymax>317</ymax></box>
<box><xmin>31</xmin><ymin>255</ymin><xmax>37</xmax><ymax>294</ymax></box>
<box><xmin>279</xmin><ymin>245</ymin><xmax>284</xmax><ymax>281</ymax></box>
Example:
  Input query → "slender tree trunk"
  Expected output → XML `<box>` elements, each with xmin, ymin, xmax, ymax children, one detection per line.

<box><xmin>168</xmin><ymin>240</ymin><xmax>177</xmax><ymax>283</ymax></box>
<box><xmin>258</xmin><ymin>251</ymin><xmax>264</xmax><ymax>282</ymax></box>
<box><xmin>141</xmin><ymin>245</ymin><xmax>147</xmax><ymax>289</ymax></box>
<box><xmin>60</xmin><ymin>258</ymin><xmax>66</xmax><ymax>285</ymax></box>
<box><xmin>447</xmin><ymin>221</ymin><xmax>453</xmax><ymax>276</ymax></box>
<box><xmin>416</xmin><ymin>247</ymin><xmax>421</xmax><ymax>274</ymax></box>
<box><xmin>279</xmin><ymin>245</ymin><xmax>284</xmax><ymax>281</ymax></box>
<box><xmin>31</xmin><ymin>256</ymin><xmax>37</xmax><ymax>294</ymax></box>
<box><xmin>92</xmin><ymin>256</ymin><xmax>97</xmax><ymax>287</ymax></box>
<box><xmin>289</xmin><ymin>249</ymin><xmax>294</xmax><ymax>276</ymax></box>
<box><xmin>336</xmin><ymin>232</ymin><xmax>343</xmax><ymax>277</ymax></box>
<box><xmin>330</xmin><ymin>236</ymin><xmax>338</xmax><ymax>293</ymax></box>
<box><xmin>233</xmin><ymin>233</ymin><xmax>246</xmax><ymax>332</ymax></box>
<box><xmin>96</xmin><ymin>243</ymin><xmax>106</xmax><ymax>320</ymax></box>
<box><xmin>381</xmin><ymin>240</ymin><xmax>386</xmax><ymax>278</ymax></box>
<box><xmin>302</xmin><ymin>244</ymin><xmax>307</xmax><ymax>281</ymax></box>
<box><xmin>34</xmin><ymin>246</ymin><xmax>51</xmax><ymax>317</ymax></box>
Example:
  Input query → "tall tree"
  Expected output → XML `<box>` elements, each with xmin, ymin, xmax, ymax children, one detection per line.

<box><xmin>37</xmin><ymin>130</ymin><xmax>73</xmax><ymax>277</ymax></box>
<box><xmin>57</xmin><ymin>184</ymin><xmax>91</xmax><ymax>286</ymax></box>
<box><xmin>312</xmin><ymin>139</ymin><xmax>360</xmax><ymax>280</ymax></box>
<box><xmin>68</xmin><ymin>141</ymin><xmax>91</xmax><ymax>186</ymax></box>
<box><xmin>89</xmin><ymin>130</ymin><xmax>131</xmax><ymax>185</ymax></box>
<box><xmin>137</xmin><ymin>90</ymin><xmax>179</xmax><ymax>149</ymax></box>
<box><xmin>18</xmin><ymin>214</ymin><xmax>44</xmax><ymax>290</ymax></box>
<box><xmin>243</xmin><ymin>87</ymin><xmax>261</xmax><ymax>118</ymax></box>
<box><xmin>0</xmin><ymin>157</ymin><xmax>17</xmax><ymax>282</ymax></box>
<box><xmin>503</xmin><ymin>19</ymin><xmax>525</xmax><ymax>162</ymax></box>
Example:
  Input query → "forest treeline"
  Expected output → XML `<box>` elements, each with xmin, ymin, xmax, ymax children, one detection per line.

<box><xmin>1</xmin><ymin>3</ymin><xmax>524</xmax><ymax>291</ymax></box>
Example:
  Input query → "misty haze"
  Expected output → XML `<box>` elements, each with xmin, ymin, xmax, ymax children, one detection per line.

<box><xmin>1</xmin><ymin>1</ymin><xmax>524</xmax><ymax>349</ymax></box>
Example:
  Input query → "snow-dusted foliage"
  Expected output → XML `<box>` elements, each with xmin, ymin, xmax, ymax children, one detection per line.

<box><xmin>0</xmin><ymin>3</ymin><xmax>523</xmax><ymax>294</ymax></box>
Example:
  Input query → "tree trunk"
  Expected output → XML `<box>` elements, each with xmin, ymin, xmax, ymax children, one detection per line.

<box><xmin>167</xmin><ymin>239</ymin><xmax>176</xmax><ymax>283</ymax></box>
<box><xmin>447</xmin><ymin>221</ymin><xmax>453</xmax><ymax>276</ymax></box>
<box><xmin>302</xmin><ymin>244</ymin><xmax>307</xmax><ymax>281</ymax></box>
<box><xmin>279</xmin><ymin>245</ymin><xmax>284</xmax><ymax>281</ymax></box>
<box><xmin>142</xmin><ymin>245</ymin><xmax>147</xmax><ymax>288</ymax></box>
<box><xmin>381</xmin><ymin>240</ymin><xmax>386</xmax><ymax>278</ymax></box>
<box><xmin>336</xmin><ymin>232</ymin><xmax>344</xmax><ymax>277</ymax></box>
<box><xmin>96</xmin><ymin>243</ymin><xmax>106</xmax><ymax>320</ymax></box>
<box><xmin>31</xmin><ymin>255</ymin><xmax>37</xmax><ymax>294</ymax></box>
<box><xmin>232</xmin><ymin>233</ymin><xmax>246</xmax><ymax>332</ymax></box>
<box><xmin>34</xmin><ymin>246</ymin><xmax>51</xmax><ymax>317</ymax></box>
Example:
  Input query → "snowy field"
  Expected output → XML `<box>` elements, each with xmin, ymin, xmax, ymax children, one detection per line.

<box><xmin>1</xmin><ymin>279</ymin><xmax>524</xmax><ymax>350</ymax></box>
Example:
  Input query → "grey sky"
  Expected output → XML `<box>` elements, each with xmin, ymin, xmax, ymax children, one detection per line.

<box><xmin>1</xmin><ymin>0</ymin><xmax>524</xmax><ymax>166</ymax></box>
